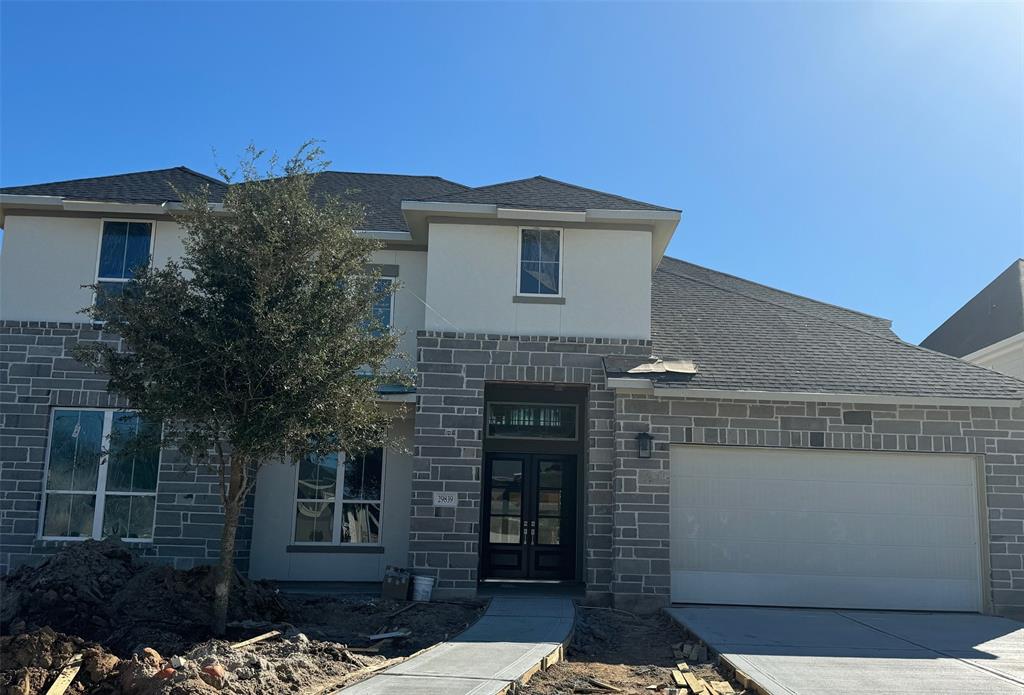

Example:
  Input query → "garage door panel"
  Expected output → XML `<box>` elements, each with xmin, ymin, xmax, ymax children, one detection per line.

<box><xmin>672</xmin><ymin>476</ymin><xmax>976</xmax><ymax>517</ymax></box>
<box><xmin>670</xmin><ymin>446</ymin><xmax>982</xmax><ymax>612</ymax></box>
<box><xmin>674</xmin><ymin>539</ymin><xmax>980</xmax><ymax>579</ymax></box>
<box><xmin>674</xmin><ymin>508</ymin><xmax>979</xmax><ymax>547</ymax></box>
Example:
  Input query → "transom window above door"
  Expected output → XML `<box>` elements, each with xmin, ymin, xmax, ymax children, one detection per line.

<box><xmin>518</xmin><ymin>228</ymin><xmax>561</xmax><ymax>296</ymax></box>
<box><xmin>96</xmin><ymin>220</ymin><xmax>153</xmax><ymax>305</ymax></box>
<box><xmin>487</xmin><ymin>403</ymin><xmax>577</xmax><ymax>440</ymax></box>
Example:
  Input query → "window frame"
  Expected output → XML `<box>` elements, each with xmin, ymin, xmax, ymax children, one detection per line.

<box><xmin>38</xmin><ymin>407</ymin><xmax>162</xmax><ymax>543</ymax></box>
<box><xmin>516</xmin><ymin>226</ymin><xmax>563</xmax><ymax>297</ymax></box>
<box><xmin>92</xmin><ymin>218</ymin><xmax>156</xmax><ymax>306</ymax></box>
<box><xmin>290</xmin><ymin>448</ymin><xmax>387</xmax><ymax>547</ymax></box>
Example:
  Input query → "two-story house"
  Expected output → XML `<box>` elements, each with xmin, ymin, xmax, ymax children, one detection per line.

<box><xmin>3</xmin><ymin>167</ymin><xmax>1024</xmax><ymax>619</ymax></box>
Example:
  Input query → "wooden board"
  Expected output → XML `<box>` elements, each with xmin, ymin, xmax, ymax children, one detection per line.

<box><xmin>44</xmin><ymin>654</ymin><xmax>82</xmax><ymax>695</ymax></box>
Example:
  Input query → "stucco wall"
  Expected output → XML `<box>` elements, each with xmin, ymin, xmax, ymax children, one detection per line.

<box><xmin>371</xmin><ymin>248</ymin><xmax>426</xmax><ymax>373</ymax></box>
<box><xmin>0</xmin><ymin>215</ymin><xmax>187</xmax><ymax>322</ymax></box>
<box><xmin>423</xmin><ymin>223</ymin><xmax>652</xmax><ymax>339</ymax></box>
<box><xmin>966</xmin><ymin>332</ymin><xmax>1024</xmax><ymax>380</ymax></box>
<box><xmin>247</xmin><ymin>414</ymin><xmax>414</xmax><ymax>581</ymax></box>
<box><xmin>611</xmin><ymin>393</ymin><xmax>1024</xmax><ymax>619</ymax></box>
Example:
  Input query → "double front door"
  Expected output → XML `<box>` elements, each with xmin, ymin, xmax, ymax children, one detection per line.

<box><xmin>481</xmin><ymin>453</ymin><xmax>577</xmax><ymax>580</ymax></box>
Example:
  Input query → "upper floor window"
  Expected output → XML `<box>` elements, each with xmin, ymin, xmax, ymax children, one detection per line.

<box><xmin>293</xmin><ymin>448</ymin><xmax>384</xmax><ymax>545</ymax></box>
<box><xmin>518</xmin><ymin>228</ymin><xmax>561</xmax><ymax>296</ymax></box>
<box><xmin>372</xmin><ymin>278</ymin><xmax>394</xmax><ymax>333</ymax></box>
<box><xmin>96</xmin><ymin>220</ymin><xmax>153</xmax><ymax>304</ymax></box>
<box><xmin>41</xmin><ymin>409</ymin><xmax>161</xmax><ymax>541</ymax></box>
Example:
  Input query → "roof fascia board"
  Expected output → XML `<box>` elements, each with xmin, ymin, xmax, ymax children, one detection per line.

<box><xmin>401</xmin><ymin>201</ymin><xmax>497</xmax><ymax>215</ymax></box>
<box><xmin>962</xmin><ymin>331</ymin><xmax>1024</xmax><ymax>363</ymax></box>
<box><xmin>497</xmin><ymin>207</ymin><xmax>586</xmax><ymax>222</ymax></box>
<box><xmin>355</xmin><ymin>229</ymin><xmax>414</xmax><ymax>241</ymax></box>
<box><xmin>606</xmin><ymin>378</ymin><xmax>1021</xmax><ymax>406</ymax></box>
<box><xmin>586</xmin><ymin>208</ymin><xmax>681</xmax><ymax>223</ymax></box>
<box><xmin>0</xmin><ymin>194</ymin><xmax>65</xmax><ymax>206</ymax></box>
<box><xmin>641</xmin><ymin>386</ymin><xmax>1022</xmax><ymax>407</ymax></box>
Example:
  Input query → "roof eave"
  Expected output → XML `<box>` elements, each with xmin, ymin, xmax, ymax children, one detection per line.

<box><xmin>401</xmin><ymin>201</ymin><xmax>681</xmax><ymax>270</ymax></box>
<box><xmin>606</xmin><ymin>380</ymin><xmax>1024</xmax><ymax>407</ymax></box>
<box><xmin>0</xmin><ymin>195</ymin><xmax>226</xmax><ymax>225</ymax></box>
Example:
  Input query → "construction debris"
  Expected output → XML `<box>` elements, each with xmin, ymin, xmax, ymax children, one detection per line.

<box><xmin>0</xmin><ymin>628</ymin><xmax>120</xmax><ymax>695</ymax></box>
<box><xmin>366</xmin><ymin>629</ymin><xmax>411</xmax><ymax>641</ymax></box>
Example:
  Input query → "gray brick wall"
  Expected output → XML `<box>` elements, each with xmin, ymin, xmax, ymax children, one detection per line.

<box><xmin>613</xmin><ymin>395</ymin><xmax>1024</xmax><ymax>617</ymax></box>
<box><xmin>410</xmin><ymin>331</ymin><xmax>650</xmax><ymax>598</ymax></box>
<box><xmin>0</xmin><ymin>321</ymin><xmax>253</xmax><ymax>574</ymax></box>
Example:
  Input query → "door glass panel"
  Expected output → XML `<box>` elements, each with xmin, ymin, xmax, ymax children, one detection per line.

<box><xmin>491</xmin><ymin>459</ymin><xmax>523</xmax><ymax>486</ymax></box>
<box><xmin>538</xmin><ymin>460</ymin><xmax>562</xmax><ymax>489</ymax></box>
<box><xmin>491</xmin><ymin>488</ymin><xmax>521</xmax><ymax>515</ymax></box>
<box><xmin>489</xmin><ymin>516</ymin><xmax>521</xmax><ymax>544</ymax></box>
<box><xmin>487</xmin><ymin>404</ymin><xmax>576</xmax><ymax>440</ymax></box>
<box><xmin>538</xmin><ymin>489</ymin><xmax>561</xmax><ymax>516</ymax></box>
<box><xmin>537</xmin><ymin>517</ymin><xmax>561</xmax><ymax>545</ymax></box>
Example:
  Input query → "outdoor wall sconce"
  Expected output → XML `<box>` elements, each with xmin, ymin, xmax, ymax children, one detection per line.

<box><xmin>636</xmin><ymin>431</ymin><xmax>654</xmax><ymax>459</ymax></box>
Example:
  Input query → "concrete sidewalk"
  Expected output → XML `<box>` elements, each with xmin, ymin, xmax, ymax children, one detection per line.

<box><xmin>667</xmin><ymin>605</ymin><xmax>1024</xmax><ymax>695</ymax></box>
<box><xmin>338</xmin><ymin>597</ymin><xmax>574</xmax><ymax>695</ymax></box>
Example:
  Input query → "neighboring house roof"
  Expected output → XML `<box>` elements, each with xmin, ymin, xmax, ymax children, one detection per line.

<box><xmin>0</xmin><ymin>166</ymin><xmax>228</xmax><ymax>204</ymax></box>
<box><xmin>410</xmin><ymin>175</ymin><xmax>678</xmax><ymax>212</ymax></box>
<box><xmin>920</xmin><ymin>259</ymin><xmax>1024</xmax><ymax>358</ymax></box>
<box><xmin>643</xmin><ymin>258</ymin><xmax>1024</xmax><ymax>400</ymax></box>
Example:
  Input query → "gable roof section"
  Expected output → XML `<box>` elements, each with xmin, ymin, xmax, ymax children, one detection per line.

<box><xmin>0</xmin><ymin>166</ymin><xmax>228</xmax><ymax>205</ymax></box>
<box><xmin>648</xmin><ymin>258</ymin><xmax>1024</xmax><ymax>400</ymax></box>
<box><xmin>411</xmin><ymin>175</ymin><xmax>678</xmax><ymax>212</ymax></box>
<box><xmin>920</xmin><ymin>259</ymin><xmax>1024</xmax><ymax>358</ymax></box>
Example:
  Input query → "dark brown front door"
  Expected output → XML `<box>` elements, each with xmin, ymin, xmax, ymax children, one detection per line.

<box><xmin>481</xmin><ymin>453</ymin><xmax>577</xmax><ymax>580</ymax></box>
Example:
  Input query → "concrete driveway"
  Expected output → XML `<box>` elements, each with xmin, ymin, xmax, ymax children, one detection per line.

<box><xmin>666</xmin><ymin>606</ymin><xmax>1024</xmax><ymax>694</ymax></box>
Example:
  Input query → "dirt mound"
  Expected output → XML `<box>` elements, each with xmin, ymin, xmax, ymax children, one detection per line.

<box><xmin>0</xmin><ymin>627</ymin><xmax>121</xmax><ymax>695</ymax></box>
<box><xmin>0</xmin><ymin>540</ymin><xmax>287</xmax><ymax>657</ymax></box>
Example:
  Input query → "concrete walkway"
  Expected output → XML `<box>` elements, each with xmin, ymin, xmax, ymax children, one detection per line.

<box><xmin>339</xmin><ymin>597</ymin><xmax>574</xmax><ymax>695</ymax></box>
<box><xmin>667</xmin><ymin>605</ymin><xmax>1024</xmax><ymax>695</ymax></box>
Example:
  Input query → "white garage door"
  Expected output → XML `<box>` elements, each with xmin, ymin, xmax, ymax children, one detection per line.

<box><xmin>670</xmin><ymin>446</ymin><xmax>983</xmax><ymax>612</ymax></box>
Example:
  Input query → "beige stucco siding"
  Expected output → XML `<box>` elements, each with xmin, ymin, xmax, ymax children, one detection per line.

<box><xmin>371</xmin><ymin>248</ymin><xmax>426</xmax><ymax>372</ymax></box>
<box><xmin>0</xmin><ymin>215</ymin><xmax>187</xmax><ymax>322</ymax></box>
<box><xmin>423</xmin><ymin>222</ymin><xmax>652</xmax><ymax>339</ymax></box>
<box><xmin>965</xmin><ymin>332</ymin><xmax>1024</xmax><ymax>380</ymax></box>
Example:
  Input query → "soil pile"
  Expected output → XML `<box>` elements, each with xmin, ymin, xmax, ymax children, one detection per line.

<box><xmin>0</xmin><ymin>627</ymin><xmax>120</xmax><ymax>695</ymax></box>
<box><xmin>0</xmin><ymin>539</ymin><xmax>287</xmax><ymax>657</ymax></box>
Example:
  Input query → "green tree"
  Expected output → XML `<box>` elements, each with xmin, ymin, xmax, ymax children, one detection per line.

<box><xmin>75</xmin><ymin>143</ymin><xmax>407</xmax><ymax>634</ymax></box>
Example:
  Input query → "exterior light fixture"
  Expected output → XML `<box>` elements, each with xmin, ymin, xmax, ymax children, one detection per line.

<box><xmin>636</xmin><ymin>431</ymin><xmax>654</xmax><ymax>459</ymax></box>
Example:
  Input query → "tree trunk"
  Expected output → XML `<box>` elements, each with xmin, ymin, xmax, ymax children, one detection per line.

<box><xmin>212</xmin><ymin>455</ymin><xmax>246</xmax><ymax>635</ymax></box>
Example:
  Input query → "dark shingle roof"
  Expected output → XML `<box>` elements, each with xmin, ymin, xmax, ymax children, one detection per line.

<box><xmin>0</xmin><ymin>167</ymin><xmax>228</xmax><ymax>205</ymax></box>
<box><xmin>307</xmin><ymin>172</ymin><xmax>467</xmax><ymax>231</ymax></box>
<box><xmin>412</xmin><ymin>175</ymin><xmax>678</xmax><ymax>212</ymax></box>
<box><xmin>921</xmin><ymin>259</ymin><xmax>1024</xmax><ymax>357</ymax></box>
<box><xmin>648</xmin><ymin>259</ymin><xmax>1024</xmax><ymax>400</ymax></box>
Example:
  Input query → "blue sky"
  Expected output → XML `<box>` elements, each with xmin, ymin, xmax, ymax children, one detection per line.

<box><xmin>1</xmin><ymin>1</ymin><xmax>1021</xmax><ymax>342</ymax></box>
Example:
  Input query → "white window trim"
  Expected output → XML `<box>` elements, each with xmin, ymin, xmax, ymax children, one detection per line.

<box><xmin>92</xmin><ymin>218</ymin><xmax>157</xmax><ymax>305</ymax></box>
<box><xmin>516</xmin><ymin>226</ymin><xmax>563</xmax><ymax>297</ymax></box>
<box><xmin>290</xmin><ymin>448</ymin><xmax>387</xmax><ymax>547</ymax></box>
<box><xmin>38</xmin><ymin>407</ymin><xmax>161</xmax><ymax>543</ymax></box>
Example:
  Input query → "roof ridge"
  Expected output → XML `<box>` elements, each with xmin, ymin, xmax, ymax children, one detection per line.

<box><xmin>176</xmin><ymin>166</ymin><xmax>228</xmax><ymax>187</ymax></box>
<box><xmin>531</xmin><ymin>175</ymin><xmax>680</xmax><ymax>212</ymax></box>
<box><xmin>408</xmin><ymin>175</ymin><xmax>537</xmax><ymax>202</ymax></box>
<box><xmin>657</xmin><ymin>264</ymin><xmax>1024</xmax><ymax>391</ymax></box>
<box><xmin>661</xmin><ymin>256</ymin><xmax>892</xmax><ymax>326</ymax></box>
<box><xmin>319</xmin><ymin>171</ymin><xmax>469</xmax><ymax>189</ymax></box>
<box><xmin>0</xmin><ymin>165</ymin><xmax>205</xmax><ymax>191</ymax></box>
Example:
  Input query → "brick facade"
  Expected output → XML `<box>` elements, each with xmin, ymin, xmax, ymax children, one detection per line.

<box><xmin>409</xmin><ymin>331</ymin><xmax>650</xmax><ymax>598</ymax></box>
<box><xmin>612</xmin><ymin>394</ymin><xmax>1024</xmax><ymax>617</ymax></box>
<box><xmin>0</xmin><ymin>321</ymin><xmax>253</xmax><ymax>574</ymax></box>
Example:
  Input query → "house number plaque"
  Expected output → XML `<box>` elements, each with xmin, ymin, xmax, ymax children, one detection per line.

<box><xmin>432</xmin><ymin>491</ymin><xmax>458</xmax><ymax>507</ymax></box>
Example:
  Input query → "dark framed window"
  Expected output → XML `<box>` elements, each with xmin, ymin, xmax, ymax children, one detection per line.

<box><xmin>487</xmin><ymin>403</ymin><xmax>578</xmax><ymax>440</ymax></box>
<box><xmin>95</xmin><ymin>220</ymin><xmax>152</xmax><ymax>305</ymax></box>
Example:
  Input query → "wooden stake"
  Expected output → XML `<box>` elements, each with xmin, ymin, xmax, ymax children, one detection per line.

<box><xmin>44</xmin><ymin>654</ymin><xmax>82</xmax><ymax>695</ymax></box>
<box><xmin>230</xmin><ymin>630</ymin><xmax>282</xmax><ymax>649</ymax></box>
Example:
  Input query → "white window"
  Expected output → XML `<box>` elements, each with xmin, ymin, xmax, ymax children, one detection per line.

<box><xmin>40</xmin><ymin>409</ymin><xmax>161</xmax><ymax>541</ymax></box>
<box><xmin>518</xmin><ymin>227</ymin><xmax>561</xmax><ymax>296</ymax></box>
<box><xmin>95</xmin><ymin>220</ymin><xmax>153</xmax><ymax>305</ymax></box>
<box><xmin>293</xmin><ymin>448</ymin><xmax>385</xmax><ymax>545</ymax></box>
